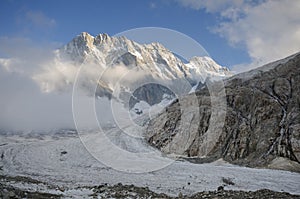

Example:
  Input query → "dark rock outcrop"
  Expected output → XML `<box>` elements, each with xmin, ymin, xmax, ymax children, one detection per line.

<box><xmin>129</xmin><ymin>83</ymin><xmax>175</xmax><ymax>109</ymax></box>
<box><xmin>146</xmin><ymin>52</ymin><xmax>300</xmax><ymax>170</ymax></box>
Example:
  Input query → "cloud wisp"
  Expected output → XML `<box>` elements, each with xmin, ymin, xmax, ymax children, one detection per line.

<box><xmin>25</xmin><ymin>10</ymin><xmax>56</xmax><ymax>28</ymax></box>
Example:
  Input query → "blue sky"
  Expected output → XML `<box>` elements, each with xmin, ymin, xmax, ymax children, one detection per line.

<box><xmin>1</xmin><ymin>0</ymin><xmax>299</xmax><ymax>70</ymax></box>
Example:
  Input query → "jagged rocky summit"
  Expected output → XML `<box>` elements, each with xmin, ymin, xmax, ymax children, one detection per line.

<box><xmin>53</xmin><ymin>32</ymin><xmax>231</xmax><ymax>107</ymax></box>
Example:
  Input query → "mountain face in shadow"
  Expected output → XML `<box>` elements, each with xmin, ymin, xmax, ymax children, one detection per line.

<box><xmin>146</xmin><ymin>52</ymin><xmax>300</xmax><ymax>172</ymax></box>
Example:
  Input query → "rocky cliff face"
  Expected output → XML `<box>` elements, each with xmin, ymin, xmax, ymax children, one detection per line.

<box><xmin>146</xmin><ymin>52</ymin><xmax>300</xmax><ymax>171</ymax></box>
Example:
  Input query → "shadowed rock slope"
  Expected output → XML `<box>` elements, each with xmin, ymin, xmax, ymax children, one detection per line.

<box><xmin>146</xmin><ymin>52</ymin><xmax>300</xmax><ymax>171</ymax></box>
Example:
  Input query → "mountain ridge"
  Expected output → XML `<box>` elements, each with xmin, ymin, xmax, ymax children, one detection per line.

<box><xmin>146</xmin><ymin>52</ymin><xmax>300</xmax><ymax>172</ymax></box>
<box><xmin>57</xmin><ymin>32</ymin><xmax>231</xmax><ymax>79</ymax></box>
<box><xmin>39</xmin><ymin>32</ymin><xmax>232</xmax><ymax>108</ymax></box>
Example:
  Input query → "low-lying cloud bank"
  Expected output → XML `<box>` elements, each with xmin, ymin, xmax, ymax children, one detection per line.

<box><xmin>0</xmin><ymin>39</ymin><xmax>115</xmax><ymax>132</ymax></box>
<box><xmin>0</xmin><ymin>67</ymin><xmax>75</xmax><ymax>131</ymax></box>
<box><xmin>0</xmin><ymin>38</ymin><xmax>167</xmax><ymax>132</ymax></box>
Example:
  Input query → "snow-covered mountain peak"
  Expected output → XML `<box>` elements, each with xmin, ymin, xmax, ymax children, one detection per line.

<box><xmin>38</xmin><ymin>32</ymin><xmax>232</xmax><ymax>101</ymax></box>
<box><xmin>189</xmin><ymin>56</ymin><xmax>231</xmax><ymax>75</ymax></box>
<box><xmin>79</xmin><ymin>31</ymin><xmax>94</xmax><ymax>38</ymax></box>
<box><xmin>94</xmin><ymin>33</ymin><xmax>113</xmax><ymax>45</ymax></box>
<box><xmin>75</xmin><ymin>32</ymin><xmax>95</xmax><ymax>47</ymax></box>
<box><xmin>146</xmin><ymin>42</ymin><xmax>169</xmax><ymax>50</ymax></box>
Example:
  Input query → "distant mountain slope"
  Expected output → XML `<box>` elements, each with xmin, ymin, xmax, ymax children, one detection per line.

<box><xmin>57</xmin><ymin>32</ymin><xmax>231</xmax><ymax>80</ymax></box>
<box><xmin>37</xmin><ymin>32</ymin><xmax>231</xmax><ymax>108</ymax></box>
<box><xmin>146</xmin><ymin>52</ymin><xmax>300</xmax><ymax>172</ymax></box>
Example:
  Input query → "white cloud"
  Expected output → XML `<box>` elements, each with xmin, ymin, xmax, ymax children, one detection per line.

<box><xmin>216</xmin><ymin>0</ymin><xmax>300</xmax><ymax>70</ymax></box>
<box><xmin>177</xmin><ymin>0</ymin><xmax>300</xmax><ymax>72</ymax></box>
<box><xmin>14</xmin><ymin>10</ymin><xmax>57</xmax><ymax>36</ymax></box>
<box><xmin>176</xmin><ymin>0</ymin><xmax>245</xmax><ymax>12</ymax></box>
<box><xmin>0</xmin><ymin>37</ymin><xmax>58</xmax><ymax>74</ymax></box>
<box><xmin>0</xmin><ymin>40</ymin><xmax>113</xmax><ymax>131</ymax></box>
<box><xmin>0</xmin><ymin>37</ymin><xmax>77</xmax><ymax>131</ymax></box>
<box><xmin>149</xmin><ymin>2</ymin><xmax>157</xmax><ymax>9</ymax></box>
<box><xmin>25</xmin><ymin>10</ymin><xmax>56</xmax><ymax>28</ymax></box>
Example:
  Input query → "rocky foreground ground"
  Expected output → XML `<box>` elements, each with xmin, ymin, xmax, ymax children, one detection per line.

<box><xmin>1</xmin><ymin>175</ymin><xmax>300</xmax><ymax>199</ymax></box>
<box><xmin>89</xmin><ymin>184</ymin><xmax>300</xmax><ymax>199</ymax></box>
<box><xmin>1</xmin><ymin>184</ymin><xmax>300</xmax><ymax>199</ymax></box>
